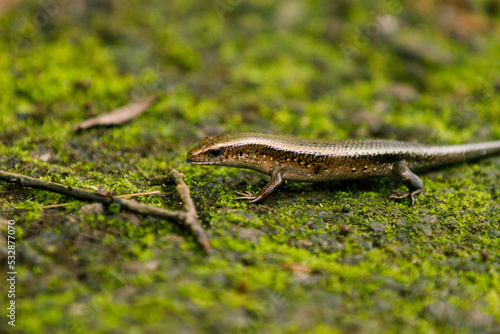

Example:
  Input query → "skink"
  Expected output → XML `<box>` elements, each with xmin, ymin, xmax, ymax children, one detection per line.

<box><xmin>186</xmin><ymin>133</ymin><xmax>500</xmax><ymax>205</ymax></box>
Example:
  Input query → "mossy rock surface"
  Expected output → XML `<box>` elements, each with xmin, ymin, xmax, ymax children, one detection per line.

<box><xmin>0</xmin><ymin>1</ymin><xmax>499</xmax><ymax>333</ymax></box>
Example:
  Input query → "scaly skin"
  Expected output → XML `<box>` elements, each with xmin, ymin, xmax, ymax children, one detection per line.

<box><xmin>186</xmin><ymin>133</ymin><xmax>500</xmax><ymax>205</ymax></box>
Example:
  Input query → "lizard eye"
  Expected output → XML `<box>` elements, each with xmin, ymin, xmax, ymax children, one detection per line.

<box><xmin>207</xmin><ymin>148</ymin><xmax>223</xmax><ymax>158</ymax></box>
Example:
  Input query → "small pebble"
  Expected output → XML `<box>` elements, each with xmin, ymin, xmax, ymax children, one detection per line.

<box><xmin>339</xmin><ymin>224</ymin><xmax>350</xmax><ymax>236</ymax></box>
<box><xmin>342</xmin><ymin>204</ymin><xmax>351</xmax><ymax>213</ymax></box>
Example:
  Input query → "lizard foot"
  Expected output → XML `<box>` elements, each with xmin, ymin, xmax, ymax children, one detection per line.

<box><xmin>389</xmin><ymin>189</ymin><xmax>423</xmax><ymax>206</ymax></box>
<box><xmin>235</xmin><ymin>191</ymin><xmax>258</xmax><ymax>202</ymax></box>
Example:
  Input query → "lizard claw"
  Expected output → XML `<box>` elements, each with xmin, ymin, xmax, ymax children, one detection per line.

<box><xmin>389</xmin><ymin>190</ymin><xmax>406</xmax><ymax>197</ymax></box>
<box><xmin>389</xmin><ymin>190</ymin><xmax>443</xmax><ymax>206</ymax></box>
<box><xmin>235</xmin><ymin>191</ymin><xmax>257</xmax><ymax>201</ymax></box>
<box><xmin>389</xmin><ymin>189</ymin><xmax>422</xmax><ymax>206</ymax></box>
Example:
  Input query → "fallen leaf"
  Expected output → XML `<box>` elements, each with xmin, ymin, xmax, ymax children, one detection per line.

<box><xmin>72</xmin><ymin>95</ymin><xmax>157</xmax><ymax>132</ymax></box>
<box><xmin>39</xmin><ymin>152</ymin><xmax>52</xmax><ymax>162</ymax></box>
<box><xmin>97</xmin><ymin>185</ymin><xmax>115</xmax><ymax>197</ymax></box>
<box><xmin>281</xmin><ymin>263</ymin><xmax>312</xmax><ymax>273</ymax></box>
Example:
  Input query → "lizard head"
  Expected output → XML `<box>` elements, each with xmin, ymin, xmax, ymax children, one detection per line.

<box><xmin>186</xmin><ymin>133</ymin><xmax>269</xmax><ymax>172</ymax></box>
<box><xmin>186</xmin><ymin>134</ymin><xmax>230</xmax><ymax>165</ymax></box>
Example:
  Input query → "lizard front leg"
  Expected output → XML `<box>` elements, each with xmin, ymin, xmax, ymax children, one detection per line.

<box><xmin>235</xmin><ymin>168</ymin><xmax>283</xmax><ymax>203</ymax></box>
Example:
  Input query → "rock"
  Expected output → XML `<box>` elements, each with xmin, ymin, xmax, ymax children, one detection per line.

<box><xmin>385</xmin><ymin>83</ymin><xmax>419</xmax><ymax>102</ymax></box>
<box><xmin>80</xmin><ymin>203</ymin><xmax>105</xmax><ymax>215</ymax></box>
<box><xmin>341</xmin><ymin>204</ymin><xmax>351</xmax><ymax>213</ymax></box>
<box><xmin>236</xmin><ymin>227</ymin><xmax>265</xmax><ymax>244</ymax></box>
<box><xmin>389</xmin><ymin>30</ymin><xmax>453</xmax><ymax>65</ymax></box>
<box><xmin>424</xmin><ymin>301</ymin><xmax>458</xmax><ymax>323</ymax></box>
<box><xmin>369</xmin><ymin>222</ymin><xmax>386</xmax><ymax>233</ymax></box>
<box><xmin>339</xmin><ymin>224</ymin><xmax>350</xmax><ymax>236</ymax></box>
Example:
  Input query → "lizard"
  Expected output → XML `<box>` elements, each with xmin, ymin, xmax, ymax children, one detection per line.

<box><xmin>186</xmin><ymin>133</ymin><xmax>500</xmax><ymax>205</ymax></box>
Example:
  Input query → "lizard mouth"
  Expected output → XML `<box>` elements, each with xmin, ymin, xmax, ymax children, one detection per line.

<box><xmin>185</xmin><ymin>159</ymin><xmax>217</xmax><ymax>165</ymax></box>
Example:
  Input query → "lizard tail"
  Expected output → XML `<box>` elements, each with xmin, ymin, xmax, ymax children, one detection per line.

<box><xmin>413</xmin><ymin>140</ymin><xmax>500</xmax><ymax>169</ymax></box>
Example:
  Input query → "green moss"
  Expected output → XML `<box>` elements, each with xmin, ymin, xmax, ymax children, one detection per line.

<box><xmin>0</xmin><ymin>0</ymin><xmax>499</xmax><ymax>333</ymax></box>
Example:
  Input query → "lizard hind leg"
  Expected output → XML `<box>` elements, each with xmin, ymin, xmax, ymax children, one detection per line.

<box><xmin>389</xmin><ymin>160</ymin><xmax>424</xmax><ymax>206</ymax></box>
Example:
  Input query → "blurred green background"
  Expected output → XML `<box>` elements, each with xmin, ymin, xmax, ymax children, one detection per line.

<box><xmin>0</xmin><ymin>0</ymin><xmax>499</xmax><ymax>333</ymax></box>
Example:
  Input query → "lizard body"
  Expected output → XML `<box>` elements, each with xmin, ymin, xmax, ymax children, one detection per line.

<box><xmin>186</xmin><ymin>133</ymin><xmax>500</xmax><ymax>205</ymax></box>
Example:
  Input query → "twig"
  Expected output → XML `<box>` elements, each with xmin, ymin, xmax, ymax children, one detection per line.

<box><xmin>0</xmin><ymin>170</ymin><xmax>211</xmax><ymax>254</ymax></box>
<box><xmin>43</xmin><ymin>203</ymin><xmax>72</xmax><ymax>209</ymax></box>
<box><xmin>168</xmin><ymin>170</ymin><xmax>208</xmax><ymax>253</ymax></box>
<box><xmin>169</xmin><ymin>170</ymin><xmax>196</xmax><ymax>216</ymax></box>
<box><xmin>41</xmin><ymin>191</ymin><xmax>163</xmax><ymax>210</ymax></box>
<box><xmin>116</xmin><ymin>190</ymin><xmax>162</xmax><ymax>198</ymax></box>
<box><xmin>0</xmin><ymin>209</ymin><xmax>29</xmax><ymax>213</ymax></box>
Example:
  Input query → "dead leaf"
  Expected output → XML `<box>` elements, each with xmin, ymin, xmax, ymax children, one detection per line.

<box><xmin>97</xmin><ymin>185</ymin><xmax>115</xmax><ymax>197</ymax></box>
<box><xmin>72</xmin><ymin>95</ymin><xmax>157</xmax><ymax>132</ymax></box>
<box><xmin>38</xmin><ymin>152</ymin><xmax>52</xmax><ymax>162</ymax></box>
<box><xmin>143</xmin><ymin>260</ymin><xmax>159</xmax><ymax>271</ymax></box>
<box><xmin>0</xmin><ymin>0</ymin><xmax>20</xmax><ymax>15</ymax></box>
<box><xmin>0</xmin><ymin>217</ymin><xmax>10</xmax><ymax>227</ymax></box>
<box><xmin>281</xmin><ymin>263</ymin><xmax>312</xmax><ymax>273</ymax></box>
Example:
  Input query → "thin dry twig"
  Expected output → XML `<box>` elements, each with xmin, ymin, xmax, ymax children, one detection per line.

<box><xmin>168</xmin><ymin>170</ymin><xmax>207</xmax><ymax>253</ymax></box>
<box><xmin>116</xmin><ymin>190</ymin><xmax>162</xmax><ymax>198</ymax></box>
<box><xmin>169</xmin><ymin>170</ymin><xmax>196</xmax><ymax>216</ymax></box>
<box><xmin>0</xmin><ymin>169</ymin><xmax>211</xmax><ymax>254</ymax></box>
<box><xmin>42</xmin><ymin>191</ymin><xmax>162</xmax><ymax>209</ymax></box>
<box><xmin>71</xmin><ymin>95</ymin><xmax>157</xmax><ymax>132</ymax></box>
<box><xmin>43</xmin><ymin>203</ymin><xmax>72</xmax><ymax>209</ymax></box>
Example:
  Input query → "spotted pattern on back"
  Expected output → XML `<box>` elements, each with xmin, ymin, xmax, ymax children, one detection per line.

<box><xmin>188</xmin><ymin>133</ymin><xmax>500</xmax><ymax>182</ymax></box>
